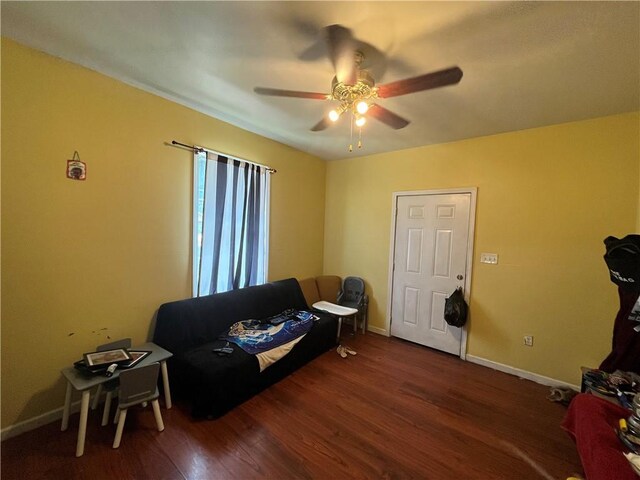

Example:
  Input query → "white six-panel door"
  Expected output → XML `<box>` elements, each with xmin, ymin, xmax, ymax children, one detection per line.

<box><xmin>390</xmin><ymin>193</ymin><xmax>471</xmax><ymax>355</ymax></box>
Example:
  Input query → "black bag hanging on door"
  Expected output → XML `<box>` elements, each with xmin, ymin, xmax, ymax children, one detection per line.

<box><xmin>444</xmin><ymin>287</ymin><xmax>468</xmax><ymax>328</ymax></box>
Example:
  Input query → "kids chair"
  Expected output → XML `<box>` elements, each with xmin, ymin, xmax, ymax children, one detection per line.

<box><xmin>337</xmin><ymin>277</ymin><xmax>368</xmax><ymax>334</ymax></box>
<box><xmin>112</xmin><ymin>362</ymin><xmax>165</xmax><ymax>448</ymax></box>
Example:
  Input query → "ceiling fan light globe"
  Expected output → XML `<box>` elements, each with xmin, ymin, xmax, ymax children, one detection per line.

<box><xmin>356</xmin><ymin>101</ymin><xmax>369</xmax><ymax>114</ymax></box>
<box><xmin>328</xmin><ymin>110</ymin><xmax>340</xmax><ymax>122</ymax></box>
<box><xmin>355</xmin><ymin>116</ymin><xmax>366</xmax><ymax>127</ymax></box>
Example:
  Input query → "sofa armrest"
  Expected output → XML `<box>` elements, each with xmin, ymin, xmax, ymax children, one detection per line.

<box><xmin>316</xmin><ymin>275</ymin><xmax>342</xmax><ymax>302</ymax></box>
<box><xmin>298</xmin><ymin>278</ymin><xmax>321</xmax><ymax>307</ymax></box>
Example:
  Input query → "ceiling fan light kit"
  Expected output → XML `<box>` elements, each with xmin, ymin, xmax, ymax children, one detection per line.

<box><xmin>254</xmin><ymin>24</ymin><xmax>463</xmax><ymax>153</ymax></box>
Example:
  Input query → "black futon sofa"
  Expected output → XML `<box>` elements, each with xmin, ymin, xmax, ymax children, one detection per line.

<box><xmin>153</xmin><ymin>278</ymin><xmax>338</xmax><ymax>418</ymax></box>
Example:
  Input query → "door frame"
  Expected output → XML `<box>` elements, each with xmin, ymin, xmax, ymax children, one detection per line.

<box><xmin>385</xmin><ymin>187</ymin><xmax>477</xmax><ymax>360</ymax></box>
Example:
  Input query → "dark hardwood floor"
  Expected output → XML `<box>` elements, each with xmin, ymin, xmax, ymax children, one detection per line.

<box><xmin>1</xmin><ymin>333</ymin><xmax>583</xmax><ymax>479</ymax></box>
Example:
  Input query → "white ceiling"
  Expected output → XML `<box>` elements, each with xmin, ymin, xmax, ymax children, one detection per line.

<box><xmin>2</xmin><ymin>1</ymin><xmax>639</xmax><ymax>160</ymax></box>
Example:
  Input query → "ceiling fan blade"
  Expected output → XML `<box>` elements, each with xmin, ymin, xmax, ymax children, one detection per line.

<box><xmin>325</xmin><ymin>24</ymin><xmax>358</xmax><ymax>85</ymax></box>
<box><xmin>357</xmin><ymin>41</ymin><xmax>388</xmax><ymax>81</ymax></box>
<box><xmin>254</xmin><ymin>87</ymin><xmax>328</xmax><ymax>100</ymax></box>
<box><xmin>368</xmin><ymin>104</ymin><xmax>410</xmax><ymax>129</ymax></box>
<box><xmin>310</xmin><ymin>118</ymin><xmax>331</xmax><ymax>132</ymax></box>
<box><xmin>377</xmin><ymin>66</ymin><xmax>463</xmax><ymax>98</ymax></box>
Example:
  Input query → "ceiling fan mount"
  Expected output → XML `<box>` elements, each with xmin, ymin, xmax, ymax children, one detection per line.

<box><xmin>328</xmin><ymin>52</ymin><xmax>377</xmax><ymax>117</ymax></box>
<box><xmin>254</xmin><ymin>24</ymin><xmax>463</xmax><ymax>144</ymax></box>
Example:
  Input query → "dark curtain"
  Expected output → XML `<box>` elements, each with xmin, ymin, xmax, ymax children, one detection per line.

<box><xmin>196</xmin><ymin>153</ymin><xmax>269</xmax><ymax>295</ymax></box>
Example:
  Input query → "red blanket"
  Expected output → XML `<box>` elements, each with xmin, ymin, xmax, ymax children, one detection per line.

<box><xmin>562</xmin><ymin>394</ymin><xmax>637</xmax><ymax>480</ymax></box>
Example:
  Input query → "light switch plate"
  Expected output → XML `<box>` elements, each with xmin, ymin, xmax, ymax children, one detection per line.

<box><xmin>480</xmin><ymin>253</ymin><xmax>498</xmax><ymax>264</ymax></box>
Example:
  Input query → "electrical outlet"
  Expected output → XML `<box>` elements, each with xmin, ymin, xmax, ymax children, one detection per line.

<box><xmin>523</xmin><ymin>335</ymin><xmax>534</xmax><ymax>347</ymax></box>
<box><xmin>480</xmin><ymin>253</ymin><xmax>498</xmax><ymax>264</ymax></box>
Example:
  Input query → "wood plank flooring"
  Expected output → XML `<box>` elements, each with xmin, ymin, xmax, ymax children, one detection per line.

<box><xmin>1</xmin><ymin>333</ymin><xmax>583</xmax><ymax>479</ymax></box>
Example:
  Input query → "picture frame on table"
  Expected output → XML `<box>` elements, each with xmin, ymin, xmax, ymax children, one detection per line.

<box><xmin>83</xmin><ymin>348</ymin><xmax>132</xmax><ymax>368</ymax></box>
<box><xmin>119</xmin><ymin>350</ymin><xmax>152</xmax><ymax>369</ymax></box>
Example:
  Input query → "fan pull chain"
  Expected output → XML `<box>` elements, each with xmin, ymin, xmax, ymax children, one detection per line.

<box><xmin>349</xmin><ymin>114</ymin><xmax>354</xmax><ymax>152</ymax></box>
<box><xmin>358</xmin><ymin>127</ymin><xmax>362</xmax><ymax>149</ymax></box>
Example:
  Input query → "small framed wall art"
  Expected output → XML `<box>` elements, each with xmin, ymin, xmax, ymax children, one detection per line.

<box><xmin>66</xmin><ymin>151</ymin><xmax>86</xmax><ymax>180</ymax></box>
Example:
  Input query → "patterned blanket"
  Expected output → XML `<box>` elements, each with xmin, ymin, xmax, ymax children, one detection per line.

<box><xmin>220</xmin><ymin>311</ymin><xmax>316</xmax><ymax>355</ymax></box>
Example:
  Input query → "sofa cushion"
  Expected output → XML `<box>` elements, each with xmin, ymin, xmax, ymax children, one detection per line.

<box><xmin>298</xmin><ymin>277</ymin><xmax>321</xmax><ymax>306</ymax></box>
<box><xmin>154</xmin><ymin>278</ymin><xmax>308</xmax><ymax>357</ymax></box>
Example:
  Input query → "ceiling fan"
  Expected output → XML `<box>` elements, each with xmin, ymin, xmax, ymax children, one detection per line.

<box><xmin>254</xmin><ymin>24</ymin><xmax>463</xmax><ymax>147</ymax></box>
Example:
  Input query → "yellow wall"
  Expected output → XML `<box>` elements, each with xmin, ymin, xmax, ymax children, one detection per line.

<box><xmin>324</xmin><ymin>112</ymin><xmax>640</xmax><ymax>385</ymax></box>
<box><xmin>1</xmin><ymin>39</ymin><xmax>326</xmax><ymax>428</ymax></box>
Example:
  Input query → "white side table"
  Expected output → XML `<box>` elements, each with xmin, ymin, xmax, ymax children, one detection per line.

<box><xmin>312</xmin><ymin>300</ymin><xmax>359</xmax><ymax>340</ymax></box>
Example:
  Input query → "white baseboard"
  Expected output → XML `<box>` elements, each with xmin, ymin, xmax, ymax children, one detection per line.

<box><xmin>1</xmin><ymin>400</ymin><xmax>82</xmax><ymax>441</ymax></box>
<box><xmin>466</xmin><ymin>355</ymin><xmax>580</xmax><ymax>391</ymax></box>
<box><xmin>367</xmin><ymin>325</ymin><xmax>389</xmax><ymax>336</ymax></box>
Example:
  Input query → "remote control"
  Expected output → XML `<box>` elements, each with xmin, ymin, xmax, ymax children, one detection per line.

<box><xmin>212</xmin><ymin>345</ymin><xmax>234</xmax><ymax>356</ymax></box>
<box><xmin>105</xmin><ymin>363</ymin><xmax>118</xmax><ymax>377</ymax></box>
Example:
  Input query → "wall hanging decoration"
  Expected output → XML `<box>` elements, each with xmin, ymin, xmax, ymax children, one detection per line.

<box><xmin>66</xmin><ymin>151</ymin><xmax>86</xmax><ymax>180</ymax></box>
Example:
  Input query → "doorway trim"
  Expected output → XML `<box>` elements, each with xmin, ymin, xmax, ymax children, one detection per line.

<box><xmin>385</xmin><ymin>187</ymin><xmax>477</xmax><ymax>360</ymax></box>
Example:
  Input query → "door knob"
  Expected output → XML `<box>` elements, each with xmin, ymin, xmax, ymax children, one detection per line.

<box><xmin>457</xmin><ymin>274</ymin><xmax>464</xmax><ymax>280</ymax></box>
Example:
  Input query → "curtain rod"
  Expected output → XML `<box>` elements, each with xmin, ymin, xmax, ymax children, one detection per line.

<box><xmin>170</xmin><ymin>140</ymin><xmax>277</xmax><ymax>174</ymax></box>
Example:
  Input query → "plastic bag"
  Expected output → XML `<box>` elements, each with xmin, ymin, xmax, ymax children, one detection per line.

<box><xmin>444</xmin><ymin>287</ymin><xmax>468</xmax><ymax>328</ymax></box>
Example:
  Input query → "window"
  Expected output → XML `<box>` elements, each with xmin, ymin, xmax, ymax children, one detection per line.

<box><xmin>193</xmin><ymin>150</ymin><xmax>270</xmax><ymax>296</ymax></box>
